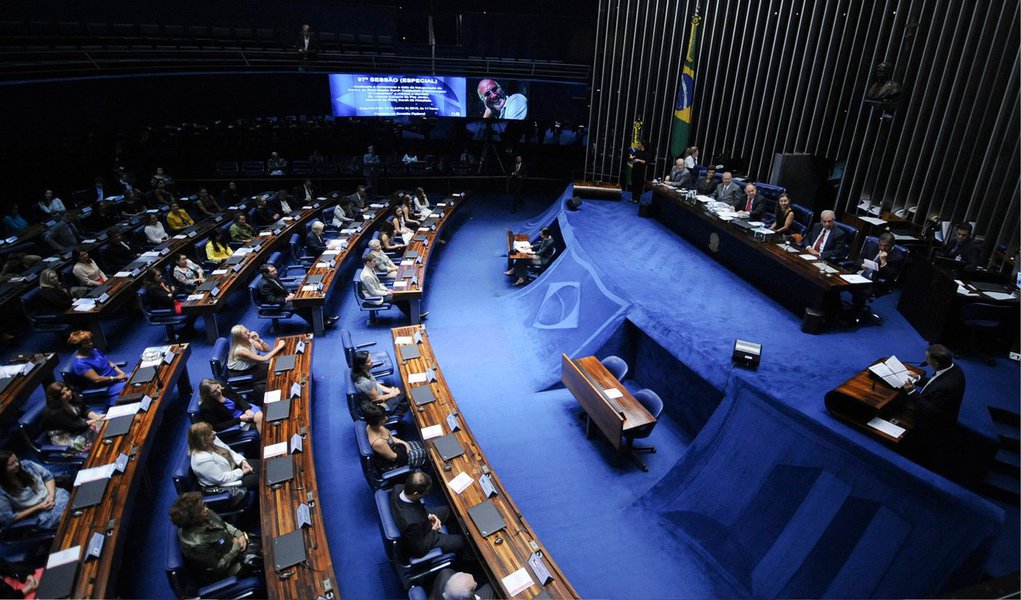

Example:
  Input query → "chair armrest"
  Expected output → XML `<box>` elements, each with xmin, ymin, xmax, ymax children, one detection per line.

<box><xmin>197</xmin><ymin>575</ymin><xmax>240</xmax><ymax>597</ymax></box>
<box><xmin>356</xmin><ymin>340</ymin><xmax>377</xmax><ymax>349</ymax></box>
<box><xmin>201</xmin><ymin>492</ymin><xmax>233</xmax><ymax>505</ymax></box>
<box><xmin>381</xmin><ymin>465</ymin><xmax>412</xmax><ymax>483</ymax></box>
<box><xmin>149</xmin><ymin>308</ymin><xmax>174</xmax><ymax>316</ymax></box>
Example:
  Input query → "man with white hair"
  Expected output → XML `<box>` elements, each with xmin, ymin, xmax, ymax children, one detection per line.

<box><xmin>367</xmin><ymin>239</ymin><xmax>397</xmax><ymax>278</ymax></box>
<box><xmin>801</xmin><ymin>209</ymin><xmax>849</xmax><ymax>261</ymax></box>
<box><xmin>305</xmin><ymin>221</ymin><xmax>328</xmax><ymax>255</ymax></box>
<box><xmin>431</xmin><ymin>569</ymin><xmax>494</xmax><ymax>600</ymax></box>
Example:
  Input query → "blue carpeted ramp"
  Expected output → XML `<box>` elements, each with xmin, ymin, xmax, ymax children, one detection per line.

<box><xmin>641</xmin><ymin>377</ymin><xmax>1004</xmax><ymax>598</ymax></box>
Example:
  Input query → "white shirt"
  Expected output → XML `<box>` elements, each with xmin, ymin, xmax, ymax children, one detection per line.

<box><xmin>500</xmin><ymin>94</ymin><xmax>528</xmax><ymax>120</ymax></box>
<box><xmin>684</xmin><ymin>156</ymin><xmax>696</xmax><ymax>169</ymax></box>
<box><xmin>191</xmin><ymin>438</ymin><xmax>247</xmax><ymax>487</ymax></box>
<box><xmin>145</xmin><ymin>222</ymin><xmax>169</xmax><ymax>243</ymax></box>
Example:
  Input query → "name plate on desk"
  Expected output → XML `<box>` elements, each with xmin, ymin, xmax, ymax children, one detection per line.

<box><xmin>296</xmin><ymin>503</ymin><xmax>312</xmax><ymax>528</ymax></box>
<box><xmin>289</xmin><ymin>382</ymin><xmax>302</xmax><ymax>398</ymax></box>
<box><xmin>290</xmin><ymin>433</ymin><xmax>303</xmax><ymax>453</ymax></box>
<box><xmin>114</xmin><ymin>452</ymin><xmax>130</xmax><ymax>473</ymax></box>
<box><xmin>528</xmin><ymin>552</ymin><xmax>554</xmax><ymax>584</ymax></box>
<box><xmin>445</xmin><ymin>412</ymin><xmax>460</xmax><ymax>431</ymax></box>
<box><xmin>87</xmin><ymin>531</ymin><xmax>106</xmax><ymax>560</ymax></box>
<box><xmin>295</xmin><ymin>340</ymin><xmax>306</xmax><ymax>354</ymax></box>
<box><xmin>479</xmin><ymin>473</ymin><xmax>497</xmax><ymax>498</ymax></box>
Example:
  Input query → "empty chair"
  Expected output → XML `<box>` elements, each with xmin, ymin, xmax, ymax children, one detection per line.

<box><xmin>354</xmin><ymin>420</ymin><xmax>411</xmax><ymax>490</ymax></box>
<box><xmin>249</xmin><ymin>274</ymin><xmax>295</xmax><ymax>330</ymax></box>
<box><xmin>958</xmin><ymin>303</ymin><xmax>1016</xmax><ymax>364</ymax></box>
<box><xmin>624</xmin><ymin>389</ymin><xmax>664</xmax><ymax>472</ymax></box>
<box><xmin>241</xmin><ymin>161</ymin><xmax>264</xmax><ymax>177</ymax></box>
<box><xmin>209</xmin><ymin>337</ymin><xmax>255</xmax><ymax>398</ymax></box>
<box><xmin>342</xmin><ymin>329</ymin><xmax>394</xmax><ymax>377</ymax></box>
<box><xmin>373</xmin><ymin>489</ymin><xmax>457</xmax><ymax>589</ymax></box>
<box><xmin>790</xmin><ymin>203</ymin><xmax>813</xmax><ymax>238</ymax></box>
<box><xmin>600</xmin><ymin>355</ymin><xmax>628</xmax><ymax>381</ymax></box>
<box><xmin>353</xmin><ymin>269</ymin><xmax>395</xmax><ymax>325</ymax></box>
<box><xmin>164</xmin><ymin>520</ymin><xmax>264</xmax><ymax>600</ymax></box>
<box><xmin>137</xmin><ymin>288</ymin><xmax>190</xmax><ymax>342</ymax></box>
<box><xmin>266</xmin><ymin>251</ymin><xmax>305</xmax><ymax>285</ymax></box>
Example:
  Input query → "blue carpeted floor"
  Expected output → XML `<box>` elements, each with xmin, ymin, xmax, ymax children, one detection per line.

<box><xmin>5</xmin><ymin>189</ymin><xmax>1017</xmax><ymax>598</ymax></box>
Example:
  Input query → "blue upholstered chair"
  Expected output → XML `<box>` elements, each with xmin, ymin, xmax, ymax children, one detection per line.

<box><xmin>353</xmin><ymin>269</ymin><xmax>394</xmax><ymax>325</ymax></box>
<box><xmin>289</xmin><ymin>233</ymin><xmax>316</xmax><ymax>268</ymax></box>
<box><xmin>248</xmin><ymin>274</ymin><xmax>295</xmax><ymax>330</ymax></box>
<box><xmin>624</xmin><ymin>388</ymin><xmax>665</xmax><ymax>472</ymax></box>
<box><xmin>170</xmin><ymin>449</ymin><xmax>256</xmax><ymax>522</ymax></box>
<box><xmin>373</xmin><ymin>488</ymin><xmax>457</xmax><ymax>589</ymax></box>
<box><xmin>209</xmin><ymin>337</ymin><xmax>255</xmax><ymax>398</ymax></box>
<box><xmin>59</xmin><ymin>353</ymin><xmax>124</xmax><ymax>405</ymax></box>
<box><xmin>354</xmin><ymin>419</ymin><xmax>411</xmax><ymax>490</ymax></box>
<box><xmin>164</xmin><ymin>520</ymin><xmax>264</xmax><ymax>600</ymax></box>
<box><xmin>20</xmin><ymin>286</ymin><xmax>72</xmax><ymax>335</ymax></box>
<box><xmin>137</xmin><ymin>288</ymin><xmax>191</xmax><ymax>342</ymax></box>
<box><xmin>17</xmin><ymin>398</ymin><xmax>87</xmax><ymax>466</ymax></box>
<box><xmin>600</xmin><ymin>355</ymin><xmax>629</xmax><ymax>381</ymax></box>
<box><xmin>790</xmin><ymin>203</ymin><xmax>814</xmax><ymax>237</ymax></box>
<box><xmin>958</xmin><ymin>303</ymin><xmax>1016</xmax><ymax>364</ymax></box>
<box><xmin>342</xmin><ymin>329</ymin><xmax>394</xmax><ymax>378</ymax></box>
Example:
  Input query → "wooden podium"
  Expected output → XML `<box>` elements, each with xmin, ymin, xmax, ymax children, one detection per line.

<box><xmin>824</xmin><ymin>358</ymin><xmax>924</xmax><ymax>445</ymax></box>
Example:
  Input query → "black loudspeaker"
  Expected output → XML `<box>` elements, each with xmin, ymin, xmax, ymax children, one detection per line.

<box><xmin>732</xmin><ymin>340</ymin><xmax>762</xmax><ymax>369</ymax></box>
<box><xmin>801</xmin><ymin>308</ymin><xmax>826</xmax><ymax>334</ymax></box>
<box><xmin>566</xmin><ymin>197</ymin><xmax>583</xmax><ymax>211</ymax></box>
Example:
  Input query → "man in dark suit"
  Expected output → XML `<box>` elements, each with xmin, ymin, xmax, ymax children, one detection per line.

<box><xmin>295</xmin><ymin>179</ymin><xmax>317</xmax><ymax>203</ymax></box>
<box><xmin>509</xmin><ymin>155</ymin><xmax>526</xmax><ymax>213</ymax></box>
<box><xmin>850</xmin><ymin>232</ymin><xmax>905</xmax><ymax>324</ymax></box>
<box><xmin>389</xmin><ymin>471</ymin><xmax>465</xmax><ymax>558</ymax></box>
<box><xmin>903</xmin><ymin>344</ymin><xmax>966</xmax><ymax>471</ymax></box>
<box><xmin>430</xmin><ymin>569</ymin><xmax>494</xmax><ymax>600</ymax></box>
<box><xmin>258</xmin><ymin>263</ymin><xmax>337</xmax><ymax>328</ymax></box>
<box><xmin>942</xmin><ymin>222</ymin><xmax>980</xmax><ymax>270</ymax></box>
<box><xmin>713</xmin><ymin>171</ymin><xmax>742</xmax><ymax>209</ymax></box>
<box><xmin>102</xmin><ymin>231</ymin><xmax>139</xmax><ymax>270</ymax></box>
<box><xmin>739</xmin><ymin>183</ymin><xmax>770</xmax><ymax>221</ymax></box>
<box><xmin>252</xmin><ymin>197</ymin><xmax>279</xmax><ymax>227</ymax></box>
<box><xmin>221</xmin><ymin>181</ymin><xmax>243</xmax><ymax>206</ymax></box>
<box><xmin>295</xmin><ymin>24</ymin><xmax>321</xmax><ymax>60</ymax></box>
<box><xmin>801</xmin><ymin>210</ymin><xmax>849</xmax><ymax>262</ymax></box>
<box><xmin>695</xmin><ymin>166</ymin><xmax>719</xmax><ymax>196</ymax></box>
<box><xmin>305</xmin><ymin>221</ymin><xmax>327</xmax><ymax>256</ymax></box>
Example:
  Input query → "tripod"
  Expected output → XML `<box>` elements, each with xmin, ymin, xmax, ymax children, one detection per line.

<box><xmin>476</xmin><ymin>122</ymin><xmax>506</xmax><ymax>175</ymax></box>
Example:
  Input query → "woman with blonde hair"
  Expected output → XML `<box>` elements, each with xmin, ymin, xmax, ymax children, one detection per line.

<box><xmin>226</xmin><ymin>324</ymin><xmax>284</xmax><ymax>399</ymax></box>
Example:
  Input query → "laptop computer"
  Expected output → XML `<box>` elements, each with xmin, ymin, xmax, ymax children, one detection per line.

<box><xmin>265</xmin><ymin>398</ymin><xmax>292</xmax><ymax>423</ymax></box>
<box><xmin>404</xmin><ymin>250</ymin><xmax>419</xmax><ymax>259</ymax></box>
<box><xmin>225</xmin><ymin>255</ymin><xmax>245</xmax><ymax>265</ymax></box>
<box><xmin>467</xmin><ymin>499</ymin><xmax>506</xmax><ymax>537</ymax></box>
<box><xmin>35</xmin><ymin>560</ymin><xmax>80</xmax><ymax>600</ymax></box>
<box><xmin>103</xmin><ymin>414</ymin><xmax>135</xmax><ymax>439</ymax></box>
<box><xmin>410</xmin><ymin>385</ymin><xmax>435</xmax><ymax>407</ymax></box>
<box><xmin>266</xmin><ymin>455</ymin><xmax>295</xmax><ymax>486</ymax></box>
<box><xmin>129</xmin><ymin>366</ymin><xmax>156</xmax><ymax>385</ymax></box>
<box><xmin>196</xmin><ymin>281</ymin><xmax>218</xmax><ymax>292</ymax></box>
<box><xmin>399</xmin><ymin>345</ymin><xmax>420</xmax><ymax>361</ymax></box>
<box><xmin>306</xmin><ymin>274</ymin><xmax>324</xmax><ymax>285</ymax></box>
<box><xmin>272</xmin><ymin>530</ymin><xmax>307</xmax><ymax>571</ymax></box>
<box><xmin>273</xmin><ymin>354</ymin><xmax>296</xmax><ymax>373</ymax></box>
<box><xmin>85</xmin><ymin>284</ymin><xmax>113</xmax><ymax>298</ymax></box>
<box><xmin>71</xmin><ymin>478</ymin><xmax>109</xmax><ymax>511</ymax></box>
<box><xmin>431</xmin><ymin>434</ymin><xmax>465</xmax><ymax>462</ymax></box>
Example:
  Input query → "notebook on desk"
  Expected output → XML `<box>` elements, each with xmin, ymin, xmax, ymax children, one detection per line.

<box><xmin>72</xmin><ymin>478</ymin><xmax>109</xmax><ymax>511</ymax></box>
<box><xmin>467</xmin><ymin>499</ymin><xmax>506</xmax><ymax>537</ymax></box>
<box><xmin>431</xmin><ymin>434</ymin><xmax>465</xmax><ymax>461</ymax></box>
<box><xmin>196</xmin><ymin>281</ymin><xmax>218</xmax><ymax>292</ymax></box>
<box><xmin>35</xmin><ymin>560</ymin><xmax>79</xmax><ymax>599</ymax></box>
<box><xmin>410</xmin><ymin>385</ymin><xmax>436</xmax><ymax>406</ymax></box>
<box><xmin>0</xmin><ymin>377</ymin><xmax>12</xmax><ymax>396</ymax></box>
<box><xmin>265</xmin><ymin>398</ymin><xmax>291</xmax><ymax>423</ymax></box>
<box><xmin>399</xmin><ymin>345</ymin><xmax>420</xmax><ymax>361</ymax></box>
<box><xmin>273</xmin><ymin>354</ymin><xmax>296</xmax><ymax>373</ymax></box>
<box><xmin>266</xmin><ymin>455</ymin><xmax>294</xmax><ymax>486</ymax></box>
<box><xmin>129</xmin><ymin>366</ymin><xmax>156</xmax><ymax>385</ymax></box>
<box><xmin>225</xmin><ymin>255</ymin><xmax>245</xmax><ymax>265</ymax></box>
<box><xmin>272</xmin><ymin>530</ymin><xmax>307</xmax><ymax>571</ymax></box>
<box><xmin>103</xmin><ymin>414</ymin><xmax>135</xmax><ymax>439</ymax></box>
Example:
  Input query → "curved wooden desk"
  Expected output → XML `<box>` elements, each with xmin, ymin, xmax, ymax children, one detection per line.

<box><xmin>0</xmin><ymin>352</ymin><xmax>57</xmax><ymax>423</ymax></box>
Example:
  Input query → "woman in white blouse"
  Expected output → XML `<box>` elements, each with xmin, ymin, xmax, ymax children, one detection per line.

<box><xmin>38</xmin><ymin>190</ymin><xmax>66</xmax><ymax>218</ymax></box>
<box><xmin>71</xmin><ymin>250</ymin><xmax>107</xmax><ymax>287</ymax></box>
<box><xmin>188</xmin><ymin>422</ymin><xmax>259</xmax><ymax>490</ymax></box>
<box><xmin>144</xmin><ymin>214</ymin><xmax>169</xmax><ymax>244</ymax></box>
<box><xmin>412</xmin><ymin>187</ymin><xmax>431</xmax><ymax>216</ymax></box>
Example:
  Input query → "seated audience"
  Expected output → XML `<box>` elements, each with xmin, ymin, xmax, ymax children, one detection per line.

<box><xmin>942</xmin><ymin>222</ymin><xmax>981</xmax><ymax>270</ymax></box>
<box><xmin>505</xmin><ymin>227</ymin><xmax>555</xmax><ymax>286</ymax></box>
<box><xmin>38</xmin><ymin>268</ymin><xmax>82</xmax><ymax>310</ymax></box>
<box><xmin>347</xmin><ymin>185</ymin><xmax>369</xmax><ymax>212</ymax></box>
<box><xmin>227</xmin><ymin>324</ymin><xmax>286</xmax><ymax>399</ymax></box>
<box><xmin>221</xmin><ymin>181</ymin><xmax>243</xmax><ymax>206</ymax></box>
<box><xmin>43</xmin><ymin>213</ymin><xmax>79</xmax><ymax>252</ymax></box>
<box><xmin>393</xmin><ymin>203</ymin><xmax>420</xmax><ymax>241</ymax></box>
<box><xmin>72</xmin><ymin>250</ymin><xmax>107</xmax><ymax>288</ymax></box>
<box><xmin>205</xmin><ymin>230</ymin><xmax>233</xmax><ymax>263</ymax></box>
<box><xmin>713</xmin><ymin>172</ymin><xmax>743</xmax><ymax>210</ymax></box>
<box><xmin>364</xmin><ymin>403</ymin><xmax>425</xmax><ymax>471</ymax></box>
<box><xmin>166</xmin><ymin>202</ymin><xmax>195</xmax><ymax>233</ymax></box>
<box><xmin>3</xmin><ymin>205</ymin><xmax>29</xmax><ymax>236</ymax></box>
<box><xmin>390</xmin><ymin>471</ymin><xmax>465</xmax><ymax>557</ymax></box>
<box><xmin>253</xmin><ymin>198</ymin><xmax>279</xmax><ymax>227</ymax></box>
<box><xmin>188</xmin><ymin>422</ymin><xmax>259</xmax><ymax>491</ymax></box>
<box><xmin>332</xmin><ymin>199</ymin><xmax>355</xmax><ymax>228</ymax></box>
<box><xmin>360</xmin><ymin>255</ymin><xmax>426</xmax><ymax>321</ymax></box>
<box><xmin>800</xmin><ymin>209</ymin><xmax>848</xmax><ymax>261</ymax></box>
<box><xmin>0</xmin><ymin>253</ymin><xmax>41</xmax><ymax>283</ymax></box>
<box><xmin>194</xmin><ymin>188</ymin><xmax>222</xmax><ymax>218</ymax></box>
<box><xmin>267</xmin><ymin>152</ymin><xmax>288</xmax><ymax>176</ymax></box>
<box><xmin>41</xmin><ymin>381</ymin><xmax>103</xmax><ymax>453</ymax></box>
<box><xmin>197</xmin><ymin>378</ymin><xmax>263</xmax><ymax>435</ymax></box>
<box><xmin>172</xmin><ymin>254</ymin><xmax>205</xmax><ymax>289</ymax></box>
<box><xmin>665</xmin><ymin>157</ymin><xmax>693</xmax><ymax>188</ymax></box>
<box><xmin>0</xmin><ymin>450</ymin><xmax>70</xmax><ymax>532</ymax></box>
<box><xmin>144</xmin><ymin>214</ymin><xmax>170</xmax><ymax>244</ymax></box>
<box><xmin>770</xmin><ymin>193</ymin><xmax>795</xmax><ymax>236</ymax></box>
<box><xmin>257</xmin><ymin>264</ymin><xmax>335</xmax><ymax>328</ymax></box>
<box><xmin>738</xmin><ymin>183</ymin><xmax>769</xmax><ymax>221</ymax></box>
<box><xmin>305</xmin><ymin>221</ymin><xmax>328</xmax><ymax>255</ymax></box>
<box><xmin>142</xmin><ymin>269</ymin><xmax>182</xmax><ymax>314</ymax></box>
<box><xmin>91</xmin><ymin>201</ymin><xmax>121</xmax><ymax>230</ymax></box>
<box><xmin>379</xmin><ymin>221</ymin><xmax>405</xmax><ymax>252</ymax></box>
<box><xmin>0</xmin><ymin>557</ymin><xmax>43</xmax><ymax>598</ymax></box>
<box><xmin>120</xmin><ymin>189</ymin><xmax>147</xmax><ymax>216</ymax></box>
<box><xmin>229</xmin><ymin>214</ymin><xmax>255</xmax><ymax>243</ymax></box>
<box><xmin>103</xmin><ymin>231</ymin><xmax>138</xmax><ymax>269</ymax></box>
<box><xmin>37</xmin><ymin>189</ymin><xmax>66</xmax><ymax>218</ymax></box>
<box><xmin>352</xmin><ymin>349</ymin><xmax>406</xmax><ymax>414</ymax></box>
<box><xmin>168</xmin><ymin>492</ymin><xmax>258</xmax><ymax>583</ymax></box>
<box><xmin>153</xmin><ymin>180</ymin><xmax>175</xmax><ymax>206</ymax></box>
<box><xmin>68</xmin><ymin>330</ymin><xmax>127</xmax><ymax>404</ymax></box>
<box><xmin>432</xmin><ymin>569</ymin><xmax>494</xmax><ymax>600</ymax></box>
<box><xmin>150</xmin><ymin>166</ymin><xmax>174</xmax><ymax>190</ymax></box>
<box><xmin>367</xmin><ymin>239</ymin><xmax>398</xmax><ymax>278</ymax></box>
<box><xmin>296</xmin><ymin>179</ymin><xmax>316</xmax><ymax>203</ymax></box>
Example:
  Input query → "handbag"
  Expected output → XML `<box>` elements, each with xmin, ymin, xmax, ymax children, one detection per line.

<box><xmin>239</xmin><ymin>535</ymin><xmax>263</xmax><ymax>573</ymax></box>
<box><xmin>201</xmin><ymin>485</ymin><xmax>248</xmax><ymax>509</ymax></box>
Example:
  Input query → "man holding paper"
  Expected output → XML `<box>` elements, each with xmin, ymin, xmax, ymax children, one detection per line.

<box><xmin>903</xmin><ymin>344</ymin><xmax>966</xmax><ymax>468</ymax></box>
<box><xmin>850</xmin><ymin>232</ymin><xmax>905</xmax><ymax>324</ymax></box>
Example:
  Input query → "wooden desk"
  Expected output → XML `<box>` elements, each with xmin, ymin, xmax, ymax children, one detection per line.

<box><xmin>291</xmin><ymin>208</ymin><xmax>387</xmax><ymax>335</ymax></box>
<box><xmin>0</xmin><ymin>352</ymin><xmax>58</xmax><ymax>422</ymax></box>
<box><xmin>560</xmin><ymin>354</ymin><xmax>656</xmax><ymax>464</ymax></box>
<box><xmin>392</xmin><ymin>325</ymin><xmax>578</xmax><ymax>599</ymax></box>
<box><xmin>824</xmin><ymin>357</ymin><xmax>925</xmax><ymax>445</ymax></box>
<box><xmin>391</xmin><ymin>195</ymin><xmax>466</xmax><ymax>325</ymax></box>
<box><xmin>41</xmin><ymin>343</ymin><xmax>193</xmax><ymax>598</ymax></box>
<box><xmin>650</xmin><ymin>183</ymin><xmax>869</xmax><ymax>321</ymax></box>
<box><xmin>182</xmin><ymin>203</ymin><xmax>327</xmax><ymax>343</ymax></box>
<box><xmin>261</xmin><ymin>334</ymin><xmax>337</xmax><ymax>600</ymax></box>
<box><xmin>506</xmin><ymin>230</ymin><xmax>533</xmax><ymax>263</ymax></box>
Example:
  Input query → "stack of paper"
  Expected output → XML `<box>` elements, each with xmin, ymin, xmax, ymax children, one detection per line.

<box><xmin>868</xmin><ymin>356</ymin><xmax>912</xmax><ymax>388</ymax></box>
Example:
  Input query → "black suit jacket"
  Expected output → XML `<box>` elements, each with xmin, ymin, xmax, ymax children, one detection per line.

<box><xmin>104</xmin><ymin>239</ymin><xmax>138</xmax><ymax>269</ymax></box>
<box><xmin>38</xmin><ymin>285</ymin><xmax>73</xmax><ymax>312</ymax></box>
<box><xmin>912</xmin><ymin>364</ymin><xmax>966</xmax><ymax>443</ymax></box>
<box><xmin>305</xmin><ymin>231</ymin><xmax>327</xmax><ymax>255</ymax></box>
<box><xmin>253</xmin><ymin>206</ymin><xmax>277</xmax><ymax>227</ymax></box>
<box><xmin>803</xmin><ymin>224</ymin><xmax>849</xmax><ymax>261</ymax></box>
<box><xmin>430</xmin><ymin>568</ymin><xmax>495</xmax><ymax>600</ymax></box>
<box><xmin>390</xmin><ymin>485</ymin><xmax>440</xmax><ymax>557</ymax></box>
<box><xmin>258</xmin><ymin>275</ymin><xmax>289</xmax><ymax>305</ymax></box>
<box><xmin>943</xmin><ymin>237</ymin><xmax>980</xmax><ymax>270</ymax></box>
<box><xmin>742</xmin><ymin>196</ymin><xmax>769</xmax><ymax>221</ymax></box>
<box><xmin>198</xmin><ymin>390</ymin><xmax>254</xmax><ymax>432</ymax></box>
<box><xmin>296</xmin><ymin>33</ymin><xmax>321</xmax><ymax>57</ymax></box>
<box><xmin>859</xmin><ymin>240</ymin><xmax>905</xmax><ymax>293</ymax></box>
<box><xmin>295</xmin><ymin>184</ymin><xmax>316</xmax><ymax>203</ymax></box>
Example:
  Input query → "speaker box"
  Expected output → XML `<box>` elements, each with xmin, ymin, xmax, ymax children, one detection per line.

<box><xmin>801</xmin><ymin>307</ymin><xmax>826</xmax><ymax>334</ymax></box>
<box><xmin>566</xmin><ymin>197</ymin><xmax>583</xmax><ymax>211</ymax></box>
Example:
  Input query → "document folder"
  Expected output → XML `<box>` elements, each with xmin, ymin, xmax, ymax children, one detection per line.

<box><xmin>272</xmin><ymin>530</ymin><xmax>307</xmax><ymax>571</ymax></box>
<box><xmin>431</xmin><ymin>434</ymin><xmax>465</xmax><ymax>462</ymax></box>
<box><xmin>399</xmin><ymin>345</ymin><xmax>421</xmax><ymax>361</ymax></box>
<box><xmin>196</xmin><ymin>281</ymin><xmax>218</xmax><ymax>292</ymax></box>
<box><xmin>467</xmin><ymin>499</ymin><xmax>506</xmax><ymax>537</ymax></box>
<box><xmin>129</xmin><ymin>366</ymin><xmax>157</xmax><ymax>385</ymax></box>
<box><xmin>35</xmin><ymin>560</ymin><xmax>79</xmax><ymax>599</ymax></box>
<box><xmin>103</xmin><ymin>414</ymin><xmax>135</xmax><ymax>439</ymax></box>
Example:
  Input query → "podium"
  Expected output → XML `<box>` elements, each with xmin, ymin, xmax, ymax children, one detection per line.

<box><xmin>824</xmin><ymin>357</ymin><xmax>924</xmax><ymax>445</ymax></box>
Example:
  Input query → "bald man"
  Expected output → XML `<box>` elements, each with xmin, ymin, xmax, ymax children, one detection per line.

<box><xmin>431</xmin><ymin>569</ymin><xmax>494</xmax><ymax>600</ymax></box>
<box><xmin>477</xmin><ymin>79</ymin><xmax>527</xmax><ymax>119</ymax></box>
<box><xmin>801</xmin><ymin>210</ymin><xmax>849</xmax><ymax>261</ymax></box>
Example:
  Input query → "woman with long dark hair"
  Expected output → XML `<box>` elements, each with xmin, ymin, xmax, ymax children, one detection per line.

<box><xmin>0</xmin><ymin>450</ymin><xmax>69</xmax><ymax>531</ymax></box>
<box><xmin>40</xmin><ymin>382</ymin><xmax>103</xmax><ymax>453</ymax></box>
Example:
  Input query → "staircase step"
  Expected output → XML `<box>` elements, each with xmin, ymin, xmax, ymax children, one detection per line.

<box><xmin>992</xmin><ymin>447</ymin><xmax>1021</xmax><ymax>475</ymax></box>
<box><xmin>982</xmin><ymin>471</ymin><xmax>1021</xmax><ymax>503</ymax></box>
<box><xmin>993</xmin><ymin>420</ymin><xmax>1020</xmax><ymax>449</ymax></box>
<box><xmin>988</xmin><ymin>407</ymin><xmax>1021</xmax><ymax>425</ymax></box>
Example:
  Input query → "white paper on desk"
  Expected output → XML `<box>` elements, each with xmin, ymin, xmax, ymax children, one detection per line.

<box><xmin>315</xmin><ymin>262</ymin><xmax>331</xmax><ymax>269</ymax></box>
<box><xmin>264</xmin><ymin>389</ymin><xmax>282</xmax><ymax>404</ymax></box>
<box><xmin>340</xmin><ymin>228</ymin><xmax>358</xmax><ymax>235</ymax></box>
<box><xmin>301</xmin><ymin>285</ymin><xmax>320</xmax><ymax>293</ymax></box>
<box><xmin>862</xmin><ymin>259</ymin><xmax>879</xmax><ymax>271</ymax></box>
<box><xmin>984</xmin><ymin>291</ymin><xmax>1017</xmax><ymax>301</ymax></box>
<box><xmin>798</xmin><ymin>254</ymin><xmax>818</xmax><ymax>261</ymax></box>
<box><xmin>892</xmin><ymin>233</ymin><xmax>918</xmax><ymax>241</ymax></box>
<box><xmin>82</xmin><ymin>238</ymin><xmax>97</xmax><ymax>244</ymax></box>
<box><xmin>212</xmin><ymin>269</ymin><xmax>228</xmax><ymax>275</ymax></box>
<box><xmin>73</xmin><ymin>298</ymin><xmax>96</xmax><ymax>308</ymax></box>
<box><xmin>106</xmin><ymin>403</ymin><xmax>140</xmax><ymax>419</ymax></box>
<box><xmin>258</xmin><ymin>231</ymin><xmax>272</xmax><ymax>237</ymax></box>
<box><xmin>418</xmin><ymin>227</ymin><xmax>431</xmax><ymax>233</ymax></box>
<box><xmin>74</xmin><ymin>464</ymin><xmax>115</xmax><ymax>487</ymax></box>
<box><xmin>281</xmin><ymin>216</ymin><xmax>294</xmax><ymax>222</ymax></box>
<box><xmin>777</xmin><ymin>243</ymin><xmax>800</xmax><ymax>253</ymax></box>
<box><xmin>859</xmin><ymin>216</ymin><xmax>888</xmax><ymax>226</ymax></box>
<box><xmin>394</xmin><ymin>336</ymin><xmax>413</xmax><ymax>345</ymax></box>
<box><xmin>400</xmin><ymin>259</ymin><xmax>414</xmax><ymax>266</ymax></box>
<box><xmin>322</xmin><ymin>250</ymin><xmax>340</xmax><ymax>257</ymax></box>
<box><xmin>867</xmin><ymin>417</ymin><xmax>906</xmax><ymax>439</ymax></box>
<box><xmin>263</xmin><ymin>441</ymin><xmax>288</xmax><ymax>458</ymax></box>
<box><xmin>74</xmin><ymin>303</ymin><xmax>96</xmax><ymax>312</ymax></box>
<box><xmin>841</xmin><ymin>274</ymin><xmax>872</xmax><ymax>284</ymax></box>
<box><xmin>956</xmin><ymin>285</ymin><xmax>980</xmax><ymax>297</ymax></box>
<box><xmin>44</xmin><ymin>256</ymin><xmax>60</xmax><ymax>263</ymax></box>
<box><xmin>369</xmin><ymin>203</ymin><xmax>386</xmax><ymax>208</ymax></box>
<box><xmin>0</xmin><ymin>365</ymin><xmax>23</xmax><ymax>377</ymax></box>
<box><xmin>868</xmin><ymin>355</ymin><xmax>911</xmax><ymax>388</ymax></box>
<box><xmin>138</xmin><ymin>358</ymin><xmax>162</xmax><ymax>369</ymax></box>
<box><xmin>47</xmin><ymin>546</ymin><xmax>81</xmax><ymax>568</ymax></box>
<box><xmin>753</xmin><ymin>227</ymin><xmax>774</xmax><ymax>235</ymax></box>
<box><xmin>186</xmin><ymin>294</ymin><xmax>204</xmax><ymax>302</ymax></box>
<box><xmin>747</xmin><ymin>221</ymin><xmax>764</xmax><ymax>227</ymax></box>
<box><xmin>447</xmin><ymin>472</ymin><xmax>473</xmax><ymax>494</ymax></box>
<box><xmin>141</xmin><ymin>251</ymin><xmax>160</xmax><ymax>258</ymax></box>
<box><xmin>114</xmin><ymin>271</ymin><xmax>133</xmax><ymax>278</ymax></box>
<box><xmin>604</xmin><ymin>388</ymin><xmax>624</xmax><ymax>399</ymax></box>
<box><xmin>393</xmin><ymin>280</ymin><xmax>408</xmax><ymax>289</ymax></box>
<box><xmin>172</xmin><ymin>234</ymin><xmax>187</xmax><ymax>240</ymax></box>
<box><xmin>814</xmin><ymin>263</ymin><xmax>838</xmax><ymax>274</ymax></box>
<box><xmin>421</xmin><ymin>424</ymin><xmax>443</xmax><ymax>440</ymax></box>
<box><xmin>234</xmin><ymin>247</ymin><xmax>253</xmax><ymax>256</ymax></box>
<box><xmin>502</xmin><ymin>568</ymin><xmax>535</xmax><ymax>597</ymax></box>
<box><xmin>718</xmin><ymin>214</ymin><xmax>736</xmax><ymax>221</ymax></box>
<box><xmin>407</xmin><ymin>372</ymin><xmax>428</xmax><ymax>384</ymax></box>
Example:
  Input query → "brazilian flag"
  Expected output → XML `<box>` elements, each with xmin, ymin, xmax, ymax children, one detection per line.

<box><xmin>670</xmin><ymin>13</ymin><xmax>702</xmax><ymax>159</ymax></box>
